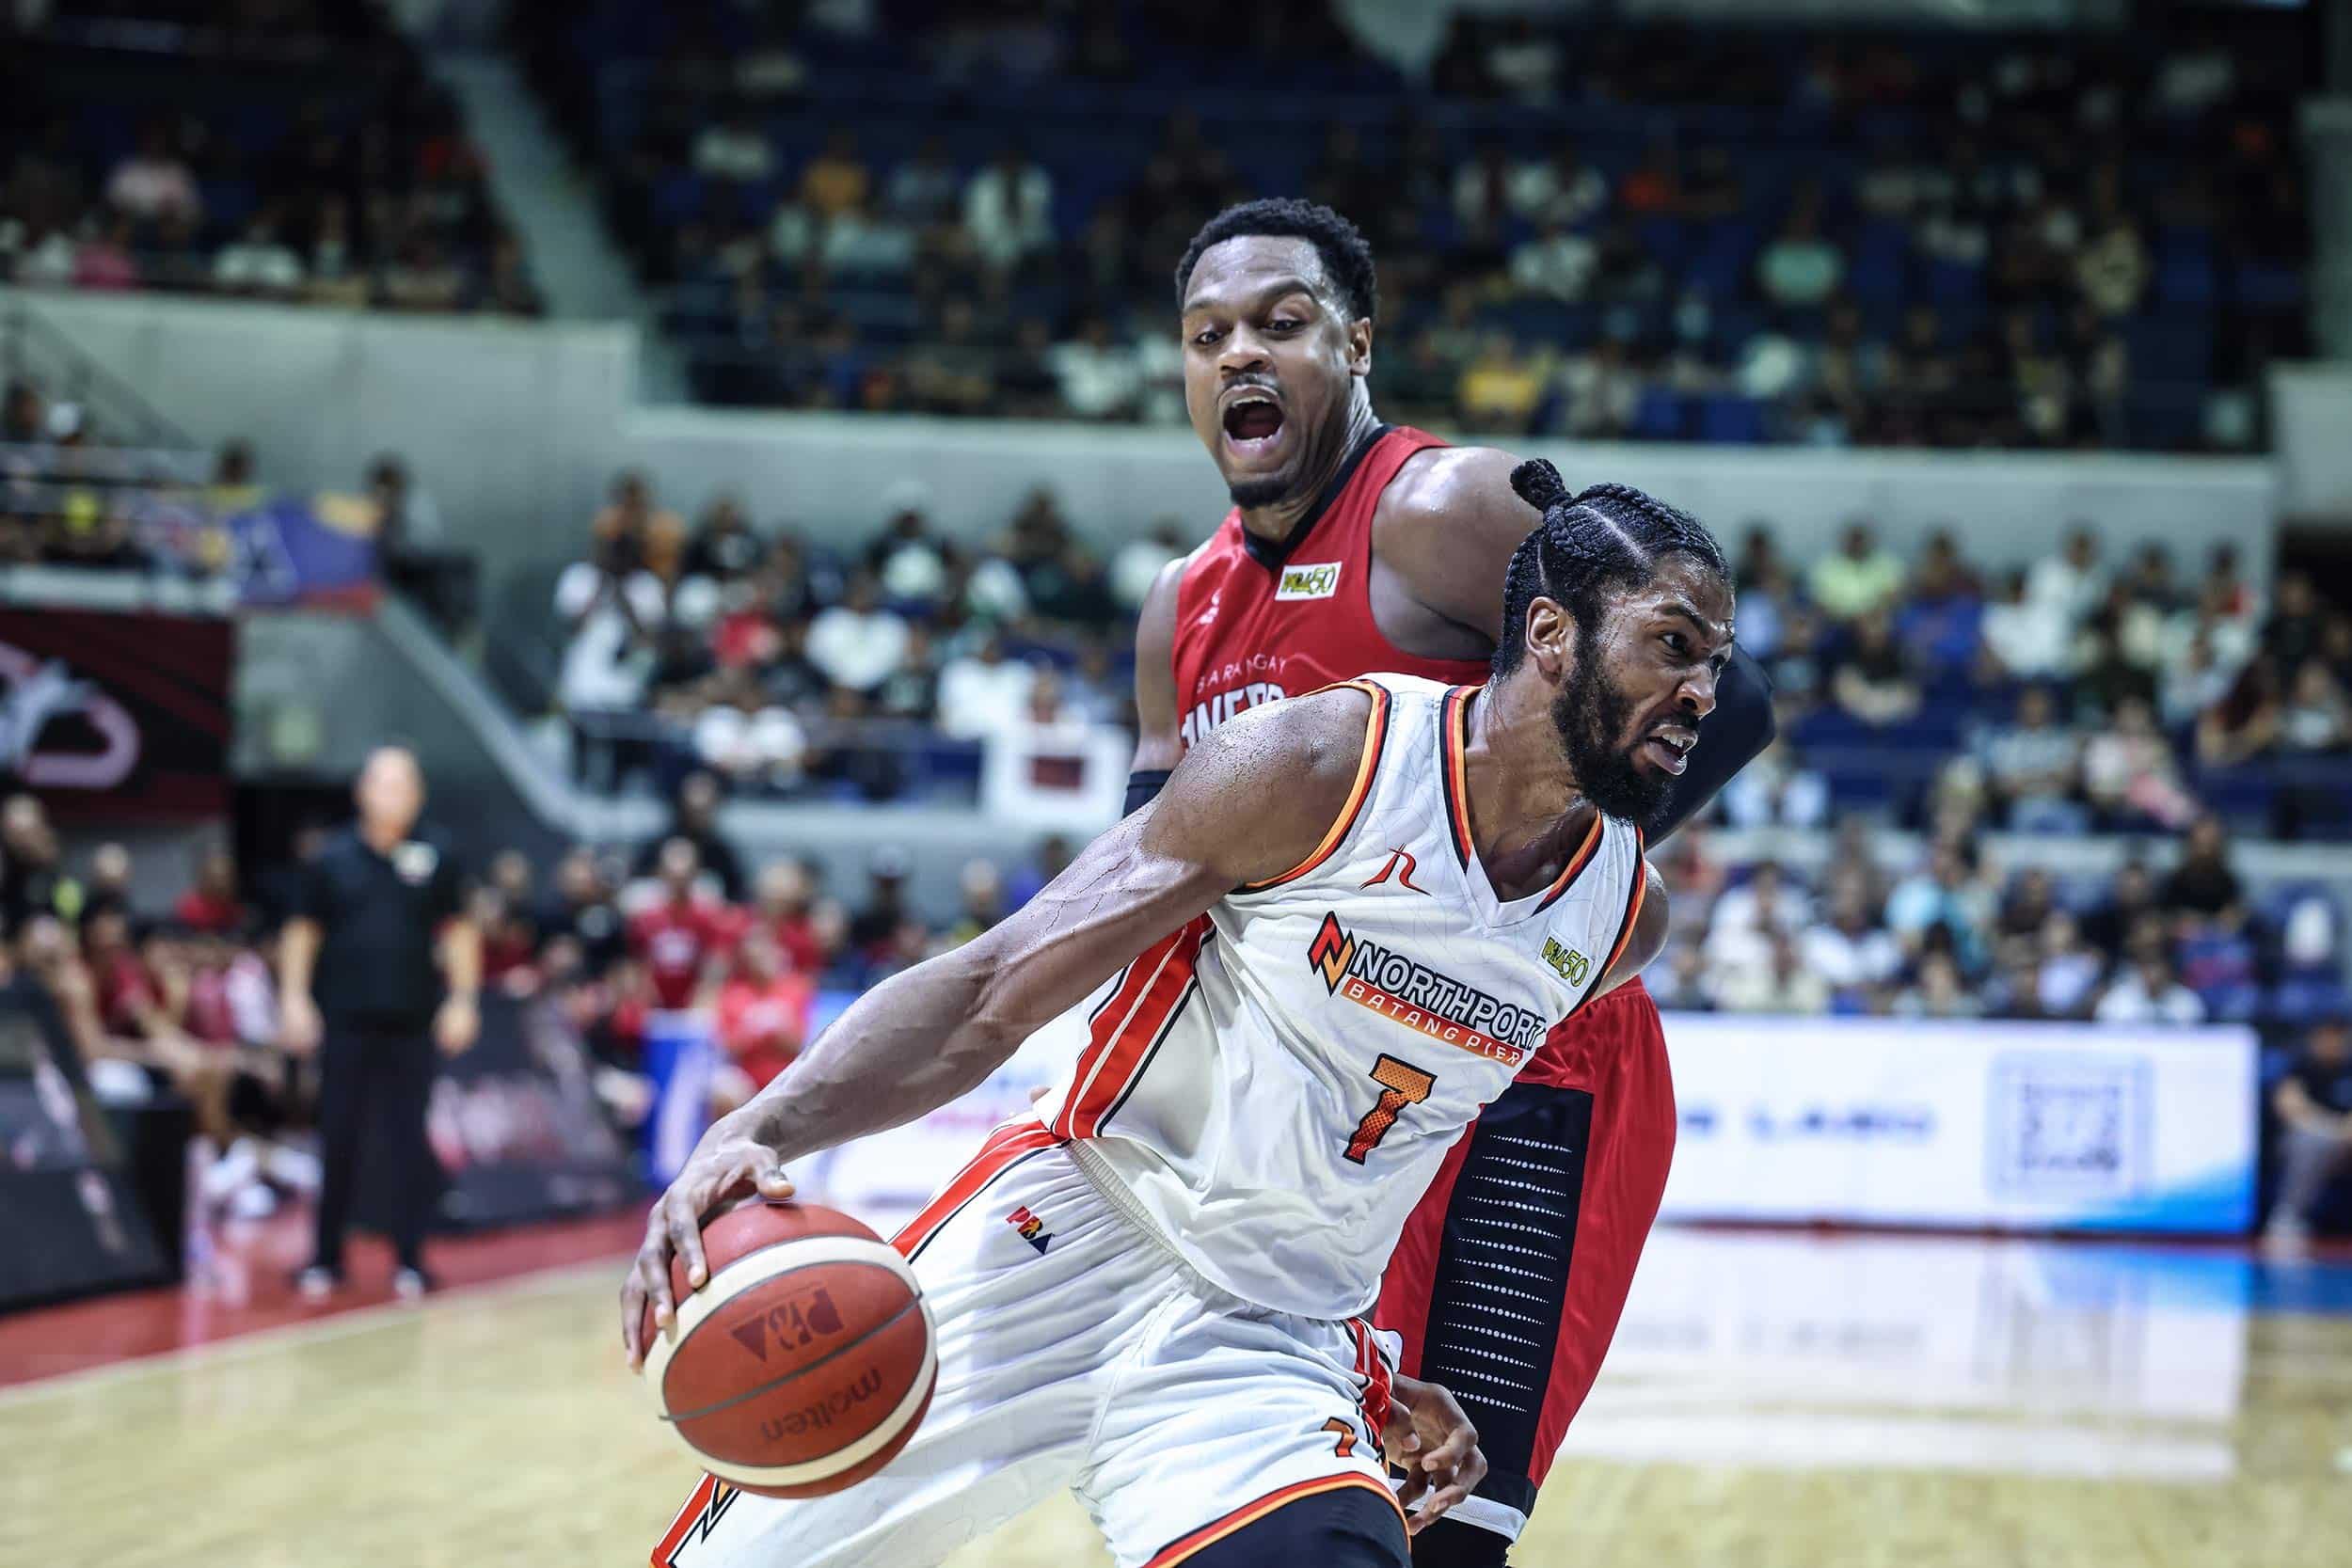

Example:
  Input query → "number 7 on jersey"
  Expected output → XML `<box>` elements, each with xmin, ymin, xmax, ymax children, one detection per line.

<box><xmin>1343</xmin><ymin>1053</ymin><xmax>1437</xmax><ymax>1163</ymax></box>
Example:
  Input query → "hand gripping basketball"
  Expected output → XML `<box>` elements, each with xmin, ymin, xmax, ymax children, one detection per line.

<box><xmin>621</xmin><ymin>1119</ymin><xmax>795</xmax><ymax>1369</ymax></box>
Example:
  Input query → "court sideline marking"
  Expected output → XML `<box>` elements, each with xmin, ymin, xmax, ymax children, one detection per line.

<box><xmin>0</xmin><ymin>1252</ymin><xmax>630</xmax><ymax>1410</ymax></box>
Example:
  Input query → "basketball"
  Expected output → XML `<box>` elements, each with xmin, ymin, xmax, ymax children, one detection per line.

<box><xmin>639</xmin><ymin>1201</ymin><xmax>936</xmax><ymax>1498</ymax></box>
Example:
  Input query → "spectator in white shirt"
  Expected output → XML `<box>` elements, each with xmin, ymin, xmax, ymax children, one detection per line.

<box><xmin>692</xmin><ymin>672</ymin><xmax>808</xmax><ymax>789</ymax></box>
<box><xmin>935</xmin><ymin>636</ymin><xmax>1037</xmax><ymax>739</ymax></box>
<box><xmin>962</xmin><ymin>145</ymin><xmax>1054</xmax><ymax>270</ymax></box>
<box><xmin>805</xmin><ymin>572</ymin><xmax>910</xmax><ymax>694</ymax></box>
<box><xmin>1508</xmin><ymin>217</ymin><xmax>1599</xmax><ymax>302</ymax></box>
<box><xmin>1720</xmin><ymin>738</ymin><xmax>1830</xmax><ymax>829</ymax></box>
<box><xmin>1048</xmin><ymin>318</ymin><xmax>1144</xmax><ymax>420</ymax></box>
<box><xmin>1557</xmin><ymin>338</ymin><xmax>1639</xmax><ymax>439</ymax></box>
<box><xmin>213</xmin><ymin>210</ymin><xmax>306</xmax><ymax>297</ymax></box>
<box><xmin>1802</xmin><ymin>877</ymin><xmax>1903</xmax><ymax>1007</ymax></box>
<box><xmin>691</xmin><ymin>108</ymin><xmax>777</xmax><ymax>184</ymax></box>
<box><xmin>1977</xmin><ymin>685</ymin><xmax>2083</xmax><ymax>831</ymax></box>
<box><xmin>1716</xmin><ymin>929</ymin><xmax>1830</xmax><ymax>1015</ymax></box>
<box><xmin>2160</xmin><ymin>622</ymin><xmax>2238</xmax><ymax>730</ymax></box>
<box><xmin>553</xmin><ymin>543</ymin><xmax>666</xmax><ymax>713</ymax></box>
<box><xmin>1980</xmin><ymin>567</ymin><xmax>2074</xmax><ymax>680</ymax></box>
<box><xmin>1756</xmin><ymin>196</ymin><xmax>1846</xmax><ymax>309</ymax></box>
<box><xmin>2032</xmin><ymin>910</ymin><xmax>2108</xmax><ymax>1019</ymax></box>
<box><xmin>2095</xmin><ymin>953</ymin><xmax>2206</xmax><ymax>1025</ymax></box>
<box><xmin>1508</xmin><ymin>144</ymin><xmax>1608</xmax><ymax>230</ymax></box>
<box><xmin>2027</xmin><ymin>527</ymin><xmax>2105</xmax><ymax>633</ymax></box>
<box><xmin>1110</xmin><ymin>520</ymin><xmax>1186</xmax><ymax>614</ymax></box>
<box><xmin>105</xmin><ymin>126</ymin><xmax>202</xmax><ymax>223</ymax></box>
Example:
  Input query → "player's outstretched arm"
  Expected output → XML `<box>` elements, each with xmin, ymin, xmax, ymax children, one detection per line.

<box><xmin>622</xmin><ymin>686</ymin><xmax>1376</xmax><ymax>1363</ymax></box>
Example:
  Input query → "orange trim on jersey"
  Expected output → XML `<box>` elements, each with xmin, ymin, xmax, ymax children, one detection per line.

<box><xmin>1239</xmin><ymin>680</ymin><xmax>1391</xmax><ymax>892</ymax></box>
<box><xmin>1565</xmin><ymin>836</ymin><xmax>1650</xmax><ymax>1022</ymax></box>
<box><xmin>1532</xmin><ymin>812</ymin><xmax>1607</xmax><ymax>914</ymax></box>
<box><xmin>1061</xmin><ymin>918</ymin><xmax>1206</xmax><ymax>1139</ymax></box>
<box><xmin>890</xmin><ymin>1118</ymin><xmax>1061</xmax><ymax>1260</ymax></box>
<box><xmin>1142</xmin><ymin>1474</ymin><xmax>1411</xmax><ymax>1567</ymax></box>
<box><xmin>1439</xmin><ymin>685</ymin><xmax>1479</xmax><ymax>869</ymax></box>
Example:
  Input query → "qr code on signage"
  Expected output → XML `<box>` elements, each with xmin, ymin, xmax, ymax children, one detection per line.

<box><xmin>1988</xmin><ymin>1055</ymin><xmax>2147</xmax><ymax>1198</ymax></box>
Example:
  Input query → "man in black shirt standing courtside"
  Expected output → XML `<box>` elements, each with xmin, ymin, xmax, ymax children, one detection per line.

<box><xmin>278</xmin><ymin>746</ymin><xmax>482</xmax><ymax>1299</ymax></box>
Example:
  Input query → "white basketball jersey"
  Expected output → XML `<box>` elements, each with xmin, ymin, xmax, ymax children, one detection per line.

<box><xmin>1027</xmin><ymin>674</ymin><xmax>1648</xmax><ymax>1321</ymax></box>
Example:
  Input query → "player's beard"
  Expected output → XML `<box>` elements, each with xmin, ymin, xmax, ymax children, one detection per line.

<box><xmin>1551</xmin><ymin>620</ymin><xmax>1675</xmax><ymax>831</ymax></box>
<box><xmin>1226</xmin><ymin>475</ymin><xmax>1294</xmax><ymax>510</ymax></box>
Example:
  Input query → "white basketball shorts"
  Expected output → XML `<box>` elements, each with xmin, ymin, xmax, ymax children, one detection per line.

<box><xmin>650</xmin><ymin>1119</ymin><xmax>1407</xmax><ymax>1568</ymax></box>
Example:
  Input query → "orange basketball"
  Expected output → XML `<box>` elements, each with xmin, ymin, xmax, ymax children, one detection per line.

<box><xmin>640</xmin><ymin>1201</ymin><xmax>936</xmax><ymax>1498</ymax></box>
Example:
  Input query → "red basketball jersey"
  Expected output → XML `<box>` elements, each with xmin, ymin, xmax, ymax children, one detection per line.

<box><xmin>1170</xmin><ymin>425</ymin><xmax>1489</xmax><ymax>749</ymax></box>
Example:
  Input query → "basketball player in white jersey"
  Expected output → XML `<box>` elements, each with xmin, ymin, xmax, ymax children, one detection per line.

<box><xmin>624</xmin><ymin>459</ymin><xmax>1734</xmax><ymax>1568</ymax></box>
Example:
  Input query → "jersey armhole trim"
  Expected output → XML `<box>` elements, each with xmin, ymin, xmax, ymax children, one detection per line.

<box><xmin>1237</xmin><ymin>680</ymin><xmax>1391</xmax><ymax>893</ymax></box>
<box><xmin>1563</xmin><ymin>832</ymin><xmax>1649</xmax><ymax>1022</ymax></box>
<box><xmin>1440</xmin><ymin>684</ymin><xmax>1481</xmax><ymax>869</ymax></box>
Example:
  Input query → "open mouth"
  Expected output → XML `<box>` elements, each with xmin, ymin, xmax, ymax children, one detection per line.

<box><xmin>1640</xmin><ymin>727</ymin><xmax>1696</xmax><ymax>776</ymax></box>
<box><xmin>1220</xmin><ymin>390</ymin><xmax>1285</xmax><ymax>457</ymax></box>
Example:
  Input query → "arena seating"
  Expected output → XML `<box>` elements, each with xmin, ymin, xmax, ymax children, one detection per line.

<box><xmin>509</xmin><ymin>0</ymin><xmax>2309</xmax><ymax>450</ymax></box>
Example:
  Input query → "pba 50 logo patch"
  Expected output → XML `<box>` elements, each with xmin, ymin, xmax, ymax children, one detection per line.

<box><xmin>1275</xmin><ymin>562</ymin><xmax>1343</xmax><ymax>601</ymax></box>
<box><xmin>1541</xmin><ymin>937</ymin><xmax>1592</xmax><ymax>986</ymax></box>
<box><xmin>1005</xmin><ymin>1203</ymin><xmax>1054</xmax><ymax>1255</ymax></box>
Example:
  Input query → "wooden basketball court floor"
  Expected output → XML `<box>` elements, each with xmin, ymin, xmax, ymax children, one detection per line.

<box><xmin>6</xmin><ymin>1214</ymin><xmax>2352</xmax><ymax>1568</ymax></box>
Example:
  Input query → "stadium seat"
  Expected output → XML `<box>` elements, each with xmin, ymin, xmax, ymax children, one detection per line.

<box><xmin>1632</xmin><ymin>388</ymin><xmax>1691</xmax><ymax>441</ymax></box>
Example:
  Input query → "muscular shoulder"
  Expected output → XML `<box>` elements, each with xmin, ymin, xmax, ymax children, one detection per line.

<box><xmin>1372</xmin><ymin>445</ymin><xmax>1542</xmax><ymax>640</ymax></box>
<box><xmin>1377</xmin><ymin>444</ymin><xmax>1527</xmax><ymax>530</ymax></box>
<box><xmin>1145</xmin><ymin>684</ymin><xmax>1377</xmax><ymax>886</ymax></box>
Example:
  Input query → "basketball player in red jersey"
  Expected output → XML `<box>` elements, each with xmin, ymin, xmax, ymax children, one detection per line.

<box><xmin>1131</xmin><ymin>199</ymin><xmax>1776</xmax><ymax>1565</ymax></box>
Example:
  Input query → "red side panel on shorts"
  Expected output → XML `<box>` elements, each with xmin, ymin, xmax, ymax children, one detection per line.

<box><xmin>890</xmin><ymin>1118</ymin><xmax>1061</xmax><ymax>1260</ymax></box>
<box><xmin>1374</xmin><ymin>976</ymin><xmax>1677</xmax><ymax>1489</ymax></box>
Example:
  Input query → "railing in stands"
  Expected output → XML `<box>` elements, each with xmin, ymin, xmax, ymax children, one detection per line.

<box><xmin>1</xmin><ymin>303</ymin><xmax>198</xmax><ymax>451</ymax></box>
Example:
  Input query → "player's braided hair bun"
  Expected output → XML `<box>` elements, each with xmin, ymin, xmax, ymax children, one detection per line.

<box><xmin>1509</xmin><ymin>457</ymin><xmax>1571</xmax><ymax>513</ymax></box>
<box><xmin>1490</xmin><ymin>467</ymin><xmax>1728</xmax><ymax>680</ymax></box>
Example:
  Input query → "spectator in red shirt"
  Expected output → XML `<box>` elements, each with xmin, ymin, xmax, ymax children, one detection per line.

<box><xmin>471</xmin><ymin>886</ymin><xmax>541</xmax><ymax>990</ymax></box>
<box><xmin>175</xmin><ymin>848</ymin><xmax>246</xmax><ymax>935</ymax></box>
<box><xmin>628</xmin><ymin>837</ymin><xmax>737</xmax><ymax>1013</ymax></box>
<box><xmin>748</xmin><ymin>859</ymin><xmax>828</xmax><ymax>977</ymax></box>
<box><xmin>86</xmin><ymin>908</ymin><xmax>164</xmax><ymax>1039</ymax></box>
<box><xmin>713</xmin><ymin>927</ymin><xmax>813</xmax><ymax>1107</ymax></box>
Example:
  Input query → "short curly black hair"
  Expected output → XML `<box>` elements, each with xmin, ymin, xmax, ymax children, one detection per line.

<box><xmin>1173</xmin><ymin>198</ymin><xmax>1378</xmax><ymax>325</ymax></box>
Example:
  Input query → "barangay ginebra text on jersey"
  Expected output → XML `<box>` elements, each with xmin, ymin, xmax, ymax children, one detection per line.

<box><xmin>1171</xmin><ymin>425</ymin><xmax>1489</xmax><ymax>752</ymax></box>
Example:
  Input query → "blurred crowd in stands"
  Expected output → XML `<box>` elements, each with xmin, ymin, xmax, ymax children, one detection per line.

<box><xmin>1</xmin><ymin>1</ymin><xmax>541</xmax><ymax>315</ymax></box>
<box><xmin>9</xmin><ymin>757</ymin><xmax>2349</xmax><ymax>1235</ymax></box>
<box><xmin>520</xmin><ymin>0</ymin><xmax>2308</xmax><ymax>451</ymax></box>
<box><xmin>545</xmin><ymin>464</ymin><xmax>2352</xmax><ymax>841</ymax></box>
<box><xmin>546</xmin><ymin>468</ymin><xmax>1161</xmax><ymax>799</ymax></box>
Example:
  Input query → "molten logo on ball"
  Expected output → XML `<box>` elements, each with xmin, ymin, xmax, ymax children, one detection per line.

<box><xmin>727</xmin><ymin>1285</ymin><xmax>844</xmax><ymax>1362</ymax></box>
<box><xmin>758</xmin><ymin>1368</ymin><xmax>885</xmax><ymax>1442</ymax></box>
